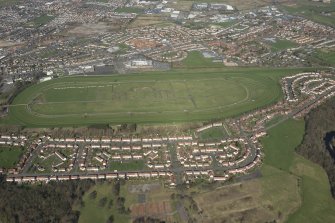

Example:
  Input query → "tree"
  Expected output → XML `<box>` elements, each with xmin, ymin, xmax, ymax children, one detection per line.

<box><xmin>89</xmin><ymin>190</ymin><xmax>97</xmax><ymax>200</ymax></box>
<box><xmin>112</xmin><ymin>182</ymin><xmax>120</xmax><ymax>196</ymax></box>
<box><xmin>98</xmin><ymin>197</ymin><xmax>108</xmax><ymax>208</ymax></box>
<box><xmin>296</xmin><ymin>97</ymin><xmax>335</xmax><ymax>198</ymax></box>
<box><xmin>108</xmin><ymin>199</ymin><xmax>113</xmax><ymax>209</ymax></box>
<box><xmin>106</xmin><ymin>215</ymin><xmax>114</xmax><ymax>223</ymax></box>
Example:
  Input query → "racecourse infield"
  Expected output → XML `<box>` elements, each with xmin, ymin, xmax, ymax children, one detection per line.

<box><xmin>1</xmin><ymin>68</ymin><xmax>310</xmax><ymax>127</ymax></box>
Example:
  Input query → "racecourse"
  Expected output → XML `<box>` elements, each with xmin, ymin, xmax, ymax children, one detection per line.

<box><xmin>2</xmin><ymin>68</ymin><xmax>308</xmax><ymax>127</ymax></box>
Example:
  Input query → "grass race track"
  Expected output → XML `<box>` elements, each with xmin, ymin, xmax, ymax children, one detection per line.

<box><xmin>1</xmin><ymin>68</ymin><xmax>308</xmax><ymax>127</ymax></box>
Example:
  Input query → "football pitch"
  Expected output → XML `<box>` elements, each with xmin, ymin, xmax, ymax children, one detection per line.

<box><xmin>2</xmin><ymin>68</ymin><xmax>305</xmax><ymax>127</ymax></box>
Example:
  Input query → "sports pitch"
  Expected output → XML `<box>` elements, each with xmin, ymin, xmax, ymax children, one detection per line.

<box><xmin>3</xmin><ymin>68</ymin><xmax>305</xmax><ymax>127</ymax></box>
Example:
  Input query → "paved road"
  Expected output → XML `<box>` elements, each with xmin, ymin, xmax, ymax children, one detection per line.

<box><xmin>21</xmin><ymin>144</ymin><xmax>43</xmax><ymax>173</ymax></box>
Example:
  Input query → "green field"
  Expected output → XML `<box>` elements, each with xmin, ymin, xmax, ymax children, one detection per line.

<box><xmin>109</xmin><ymin>160</ymin><xmax>146</xmax><ymax>171</ymax></box>
<box><xmin>0</xmin><ymin>146</ymin><xmax>24</xmax><ymax>169</ymax></box>
<box><xmin>261</xmin><ymin>119</ymin><xmax>335</xmax><ymax>222</ymax></box>
<box><xmin>313</xmin><ymin>50</ymin><xmax>335</xmax><ymax>66</ymax></box>
<box><xmin>0</xmin><ymin>0</ymin><xmax>20</xmax><ymax>6</ymax></box>
<box><xmin>75</xmin><ymin>180</ymin><xmax>177</xmax><ymax>223</ymax></box>
<box><xmin>261</xmin><ymin>119</ymin><xmax>305</xmax><ymax>172</ymax></box>
<box><xmin>75</xmin><ymin>182</ymin><xmax>130</xmax><ymax>223</ymax></box>
<box><xmin>198</xmin><ymin>126</ymin><xmax>229</xmax><ymax>141</ymax></box>
<box><xmin>179</xmin><ymin>51</ymin><xmax>226</xmax><ymax>68</ymax></box>
<box><xmin>270</xmin><ymin>39</ymin><xmax>298</xmax><ymax>52</ymax></box>
<box><xmin>1</xmin><ymin>67</ymin><xmax>315</xmax><ymax>127</ymax></box>
<box><xmin>32</xmin><ymin>14</ymin><xmax>54</xmax><ymax>26</ymax></box>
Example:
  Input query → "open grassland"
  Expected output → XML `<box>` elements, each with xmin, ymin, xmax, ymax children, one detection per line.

<box><xmin>31</xmin><ymin>14</ymin><xmax>54</xmax><ymax>26</ymax></box>
<box><xmin>108</xmin><ymin>160</ymin><xmax>146</xmax><ymax>172</ymax></box>
<box><xmin>270</xmin><ymin>39</ymin><xmax>298</xmax><ymax>52</ymax></box>
<box><xmin>194</xmin><ymin>170</ymin><xmax>300</xmax><ymax>223</ymax></box>
<box><xmin>2</xmin><ymin>67</ymin><xmax>313</xmax><ymax>127</ymax></box>
<box><xmin>128</xmin><ymin>15</ymin><xmax>173</xmax><ymax>28</ymax></box>
<box><xmin>288</xmin><ymin>156</ymin><xmax>335</xmax><ymax>222</ymax></box>
<box><xmin>261</xmin><ymin>119</ymin><xmax>335</xmax><ymax>222</ymax></box>
<box><xmin>76</xmin><ymin>180</ymin><xmax>177</xmax><ymax>223</ymax></box>
<box><xmin>261</xmin><ymin>119</ymin><xmax>305</xmax><ymax>172</ymax></box>
<box><xmin>75</xmin><ymin>182</ymin><xmax>129</xmax><ymax>223</ymax></box>
<box><xmin>312</xmin><ymin>50</ymin><xmax>335</xmax><ymax>66</ymax></box>
<box><xmin>0</xmin><ymin>0</ymin><xmax>20</xmax><ymax>6</ymax></box>
<box><xmin>0</xmin><ymin>146</ymin><xmax>24</xmax><ymax>169</ymax></box>
<box><xmin>198</xmin><ymin>126</ymin><xmax>230</xmax><ymax>141</ymax></box>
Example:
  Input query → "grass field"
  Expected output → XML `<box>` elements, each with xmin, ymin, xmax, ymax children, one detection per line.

<box><xmin>3</xmin><ymin>67</ymin><xmax>312</xmax><ymax>127</ymax></box>
<box><xmin>288</xmin><ymin>156</ymin><xmax>335</xmax><ymax>223</ymax></box>
<box><xmin>0</xmin><ymin>0</ymin><xmax>20</xmax><ymax>6</ymax></box>
<box><xmin>75</xmin><ymin>182</ymin><xmax>130</xmax><ymax>223</ymax></box>
<box><xmin>32</xmin><ymin>14</ymin><xmax>54</xmax><ymax>26</ymax></box>
<box><xmin>108</xmin><ymin>160</ymin><xmax>146</xmax><ymax>171</ymax></box>
<box><xmin>0</xmin><ymin>146</ymin><xmax>24</xmax><ymax>169</ymax></box>
<box><xmin>313</xmin><ymin>50</ymin><xmax>335</xmax><ymax>66</ymax></box>
<box><xmin>261</xmin><ymin>119</ymin><xmax>335</xmax><ymax>222</ymax></box>
<box><xmin>76</xmin><ymin>180</ymin><xmax>177</xmax><ymax>223</ymax></box>
<box><xmin>198</xmin><ymin>126</ymin><xmax>229</xmax><ymax>141</ymax></box>
<box><xmin>128</xmin><ymin>15</ymin><xmax>173</xmax><ymax>28</ymax></box>
<box><xmin>270</xmin><ymin>39</ymin><xmax>298</xmax><ymax>52</ymax></box>
<box><xmin>178</xmin><ymin>51</ymin><xmax>226</xmax><ymax>68</ymax></box>
<box><xmin>261</xmin><ymin>119</ymin><xmax>305</xmax><ymax>172</ymax></box>
<box><xmin>193</xmin><ymin>170</ymin><xmax>300</xmax><ymax>222</ymax></box>
<box><xmin>215</xmin><ymin>20</ymin><xmax>237</xmax><ymax>28</ymax></box>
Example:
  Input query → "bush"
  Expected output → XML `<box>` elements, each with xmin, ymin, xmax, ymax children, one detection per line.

<box><xmin>98</xmin><ymin>197</ymin><xmax>108</xmax><ymax>208</ymax></box>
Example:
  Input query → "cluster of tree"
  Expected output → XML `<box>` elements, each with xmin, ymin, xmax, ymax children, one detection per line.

<box><xmin>112</xmin><ymin>181</ymin><xmax>130</xmax><ymax>215</ymax></box>
<box><xmin>171</xmin><ymin>193</ymin><xmax>200</xmax><ymax>223</ymax></box>
<box><xmin>133</xmin><ymin>217</ymin><xmax>165</xmax><ymax>223</ymax></box>
<box><xmin>174</xmin><ymin>193</ymin><xmax>199</xmax><ymax>213</ymax></box>
<box><xmin>296</xmin><ymin>97</ymin><xmax>335</xmax><ymax>198</ymax></box>
<box><xmin>20</xmin><ymin>123</ymin><xmax>138</xmax><ymax>139</ymax></box>
<box><xmin>98</xmin><ymin>197</ymin><xmax>108</xmax><ymax>208</ymax></box>
<box><xmin>0</xmin><ymin>177</ymin><xmax>94</xmax><ymax>223</ymax></box>
<box><xmin>106</xmin><ymin>215</ymin><xmax>114</xmax><ymax>223</ymax></box>
<box><xmin>86</xmin><ymin>123</ymin><xmax>137</xmax><ymax>135</ymax></box>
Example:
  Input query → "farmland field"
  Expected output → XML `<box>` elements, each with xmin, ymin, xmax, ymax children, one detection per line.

<box><xmin>2</xmin><ymin>68</ymin><xmax>310</xmax><ymax>127</ymax></box>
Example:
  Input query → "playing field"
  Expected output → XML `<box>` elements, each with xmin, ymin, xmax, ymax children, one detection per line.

<box><xmin>0</xmin><ymin>146</ymin><xmax>24</xmax><ymax>169</ymax></box>
<box><xmin>3</xmin><ymin>68</ymin><xmax>306</xmax><ymax>127</ymax></box>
